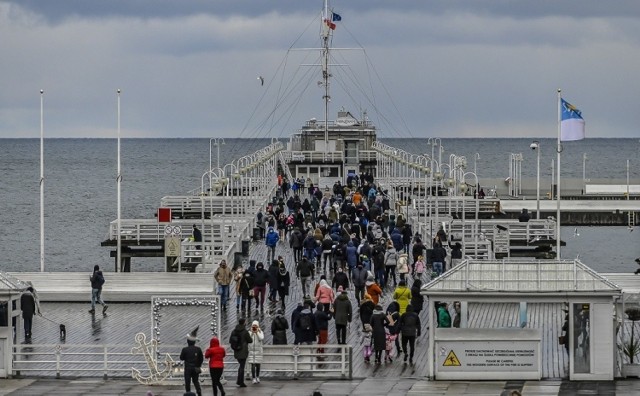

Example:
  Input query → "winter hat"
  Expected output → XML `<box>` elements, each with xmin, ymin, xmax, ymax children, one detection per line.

<box><xmin>251</xmin><ymin>320</ymin><xmax>260</xmax><ymax>328</ymax></box>
<box><xmin>186</xmin><ymin>326</ymin><xmax>199</xmax><ymax>342</ymax></box>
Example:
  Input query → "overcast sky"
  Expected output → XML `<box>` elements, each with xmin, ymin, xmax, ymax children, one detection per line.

<box><xmin>1</xmin><ymin>0</ymin><xmax>639</xmax><ymax>139</ymax></box>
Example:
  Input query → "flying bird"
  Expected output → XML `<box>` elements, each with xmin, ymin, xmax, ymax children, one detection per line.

<box><xmin>257</xmin><ymin>76</ymin><xmax>264</xmax><ymax>86</ymax></box>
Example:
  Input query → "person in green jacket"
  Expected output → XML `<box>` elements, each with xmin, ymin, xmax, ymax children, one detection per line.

<box><xmin>437</xmin><ymin>303</ymin><xmax>451</xmax><ymax>328</ymax></box>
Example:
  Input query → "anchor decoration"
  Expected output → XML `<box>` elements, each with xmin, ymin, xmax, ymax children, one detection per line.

<box><xmin>131</xmin><ymin>332</ymin><xmax>175</xmax><ymax>385</ymax></box>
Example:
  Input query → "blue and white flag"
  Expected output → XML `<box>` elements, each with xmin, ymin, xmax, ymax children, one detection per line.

<box><xmin>560</xmin><ymin>98</ymin><xmax>585</xmax><ymax>141</ymax></box>
<box><xmin>332</xmin><ymin>12</ymin><xmax>342</xmax><ymax>22</ymax></box>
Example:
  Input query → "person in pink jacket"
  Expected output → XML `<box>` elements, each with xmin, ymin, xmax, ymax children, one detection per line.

<box><xmin>315</xmin><ymin>279</ymin><xmax>335</xmax><ymax>313</ymax></box>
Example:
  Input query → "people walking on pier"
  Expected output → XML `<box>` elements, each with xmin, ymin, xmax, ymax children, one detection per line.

<box><xmin>89</xmin><ymin>265</ymin><xmax>108</xmax><ymax>315</ymax></box>
<box><xmin>396</xmin><ymin>252</ymin><xmax>410</xmax><ymax>283</ymax></box>
<box><xmin>393</xmin><ymin>280</ymin><xmax>412</xmax><ymax>315</ymax></box>
<box><xmin>431</xmin><ymin>243</ymin><xmax>447</xmax><ymax>277</ymax></box>
<box><xmin>314</xmin><ymin>302</ymin><xmax>333</xmax><ymax>355</ymax></box>
<box><xmin>352</xmin><ymin>262</ymin><xmax>368</xmax><ymax>302</ymax></box>
<box><xmin>233</xmin><ymin>267</ymin><xmax>244</xmax><ymax>311</ymax></box>
<box><xmin>20</xmin><ymin>286</ymin><xmax>37</xmax><ymax>339</ymax></box>
<box><xmin>359</xmin><ymin>293</ymin><xmax>375</xmax><ymax>331</ymax></box>
<box><xmin>386</xmin><ymin>301</ymin><xmax>402</xmax><ymax>357</ymax></box>
<box><xmin>230</xmin><ymin>318</ymin><xmax>252</xmax><ymax>388</ymax></box>
<box><xmin>410</xmin><ymin>279</ymin><xmax>424</xmax><ymax>315</ymax></box>
<box><xmin>192</xmin><ymin>224</ymin><xmax>202</xmax><ymax>250</ymax></box>
<box><xmin>449</xmin><ymin>241</ymin><xmax>463</xmax><ymax>268</ymax></box>
<box><xmin>361</xmin><ymin>323</ymin><xmax>373</xmax><ymax>363</ymax></box>
<box><xmin>248</xmin><ymin>320</ymin><xmax>264</xmax><ymax>384</ymax></box>
<box><xmin>370</xmin><ymin>304</ymin><xmax>390</xmax><ymax>365</ymax></box>
<box><xmin>267</xmin><ymin>260</ymin><xmax>280</xmax><ymax>303</ymax></box>
<box><xmin>365</xmin><ymin>275</ymin><xmax>382</xmax><ymax>306</ymax></box>
<box><xmin>239</xmin><ymin>271</ymin><xmax>254</xmax><ymax>314</ymax></box>
<box><xmin>252</xmin><ymin>262</ymin><xmax>269</xmax><ymax>313</ymax></box>
<box><xmin>180</xmin><ymin>326</ymin><xmax>204</xmax><ymax>396</ymax></box>
<box><xmin>333</xmin><ymin>287</ymin><xmax>352</xmax><ymax>345</ymax></box>
<box><xmin>290</xmin><ymin>227</ymin><xmax>304</xmax><ymax>264</ymax></box>
<box><xmin>294</xmin><ymin>301</ymin><xmax>317</xmax><ymax>345</ymax></box>
<box><xmin>315</xmin><ymin>279</ymin><xmax>335</xmax><ymax>313</ymax></box>
<box><xmin>413</xmin><ymin>255</ymin><xmax>426</xmax><ymax>281</ymax></box>
<box><xmin>518</xmin><ymin>208</ymin><xmax>530</xmax><ymax>222</ymax></box>
<box><xmin>276</xmin><ymin>263</ymin><xmax>290</xmax><ymax>310</ymax></box>
<box><xmin>204</xmin><ymin>336</ymin><xmax>226</xmax><ymax>396</ymax></box>
<box><xmin>265</xmin><ymin>227</ymin><xmax>279</xmax><ymax>263</ymax></box>
<box><xmin>271</xmin><ymin>309</ymin><xmax>289</xmax><ymax>345</ymax></box>
<box><xmin>296</xmin><ymin>257</ymin><xmax>314</xmax><ymax>297</ymax></box>
<box><xmin>399</xmin><ymin>304</ymin><xmax>421</xmax><ymax>366</ymax></box>
<box><xmin>214</xmin><ymin>260</ymin><xmax>232</xmax><ymax>311</ymax></box>
<box><xmin>384</xmin><ymin>242</ymin><xmax>398</xmax><ymax>288</ymax></box>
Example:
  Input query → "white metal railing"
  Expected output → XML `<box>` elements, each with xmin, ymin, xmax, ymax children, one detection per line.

<box><xmin>159</xmin><ymin>196</ymin><xmax>261</xmax><ymax>217</ymax></box>
<box><xmin>446</xmin><ymin>219</ymin><xmax>556</xmax><ymax>244</ymax></box>
<box><xmin>413</xmin><ymin>197</ymin><xmax>501</xmax><ymax>216</ymax></box>
<box><xmin>12</xmin><ymin>343</ymin><xmax>352</xmax><ymax>380</ymax></box>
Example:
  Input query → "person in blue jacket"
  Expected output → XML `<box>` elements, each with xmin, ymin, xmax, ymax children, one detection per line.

<box><xmin>265</xmin><ymin>227</ymin><xmax>279</xmax><ymax>263</ymax></box>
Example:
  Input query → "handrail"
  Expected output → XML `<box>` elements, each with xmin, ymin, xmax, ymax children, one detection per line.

<box><xmin>12</xmin><ymin>343</ymin><xmax>352</xmax><ymax>380</ymax></box>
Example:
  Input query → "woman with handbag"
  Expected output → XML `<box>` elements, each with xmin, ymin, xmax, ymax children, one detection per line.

<box><xmin>204</xmin><ymin>336</ymin><xmax>226</xmax><ymax>396</ymax></box>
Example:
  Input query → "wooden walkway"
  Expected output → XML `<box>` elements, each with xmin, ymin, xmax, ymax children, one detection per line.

<box><xmin>12</xmin><ymin>241</ymin><xmax>575</xmax><ymax>379</ymax></box>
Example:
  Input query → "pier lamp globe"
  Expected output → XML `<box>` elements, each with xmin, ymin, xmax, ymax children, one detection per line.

<box><xmin>459</xmin><ymin>183</ymin><xmax>468</xmax><ymax>194</ymax></box>
<box><xmin>434</xmin><ymin>171</ymin><xmax>443</xmax><ymax>181</ymax></box>
<box><xmin>233</xmin><ymin>172</ymin><xmax>241</xmax><ymax>180</ymax></box>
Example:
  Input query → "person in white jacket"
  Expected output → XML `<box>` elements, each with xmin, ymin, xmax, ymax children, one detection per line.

<box><xmin>248</xmin><ymin>320</ymin><xmax>265</xmax><ymax>384</ymax></box>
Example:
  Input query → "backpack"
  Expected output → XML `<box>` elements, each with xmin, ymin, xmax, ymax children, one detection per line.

<box><xmin>229</xmin><ymin>330</ymin><xmax>242</xmax><ymax>351</ymax></box>
<box><xmin>299</xmin><ymin>312</ymin><xmax>313</xmax><ymax>331</ymax></box>
<box><xmin>93</xmin><ymin>273</ymin><xmax>105</xmax><ymax>287</ymax></box>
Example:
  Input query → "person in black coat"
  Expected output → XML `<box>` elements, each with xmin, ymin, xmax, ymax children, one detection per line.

<box><xmin>399</xmin><ymin>304</ymin><xmax>421</xmax><ymax>365</ymax></box>
<box><xmin>180</xmin><ymin>326</ymin><xmax>204</xmax><ymax>395</ymax></box>
<box><xmin>369</xmin><ymin>305</ymin><xmax>390</xmax><ymax>364</ymax></box>
<box><xmin>314</xmin><ymin>303</ymin><xmax>333</xmax><ymax>354</ymax></box>
<box><xmin>331</xmin><ymin>267</ymin><xmax>349</xmax><ymax>291</ymax></box>
<box><xmin>410</xmin><ymin>279</ymin><xmax>424</xmax><ymax>315</ymax></box>
<box><xmin>230</xmin><ymin>318</ymin><xmax>253</xmax><ymax>388</ymax></box>
<box><xmin>294</xmin><ymin>302</ymin><xmax>317</xmax><ymax>345</ymax></box>
<box><xmin>291</xmin><ymin>303</ymin><xmax>305</xmax><ymax>345</ymax></box>
<box><xmin>271</xmin><ymin>309</ymin><xmax>289</xmax><ymax>345</ymax></box>
<box><xmin>268</xmin><ymin>260</ymin><xmax>280</xmax><ymax>303</ymax></box>
<box><xmin>20</xmin><ymin>287</ymin><xmax>37</xmax><ymax>338</ymax></box>
<box><xmin>359</xmin><ymin>295</ymin><xmax>376</xmax><ymax>331</ymax></box>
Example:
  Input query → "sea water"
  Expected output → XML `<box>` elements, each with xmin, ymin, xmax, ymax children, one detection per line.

<box><xmin>1</xmin><ymin>138</ymin><xmax>638</xmax><ymax>273</ymax></box>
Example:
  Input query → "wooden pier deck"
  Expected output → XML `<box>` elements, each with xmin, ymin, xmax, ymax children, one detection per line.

<box><xmin>11</xmin><ymin>240</ymin><xmax>611</xmax><ymax>380</ymax></box>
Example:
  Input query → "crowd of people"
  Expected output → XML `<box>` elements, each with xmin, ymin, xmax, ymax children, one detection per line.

<box><xmin>195</xmin><ymin>174</ymin><xmax>464</xmax><ymax>393</ymax></box>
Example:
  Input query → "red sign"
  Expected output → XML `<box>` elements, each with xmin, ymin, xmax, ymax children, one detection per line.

<box><xmin>157</xmin><ymin>208</ymin><xmax>172</xmax><ymax>223</ymax></box>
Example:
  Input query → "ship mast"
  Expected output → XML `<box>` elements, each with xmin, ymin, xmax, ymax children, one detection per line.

<box><xmin>321</xmin><ymin>0</ymin><xmax>331</xmax><ymax>157</ymax></box>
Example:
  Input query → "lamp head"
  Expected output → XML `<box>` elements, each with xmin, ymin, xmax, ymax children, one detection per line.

<box><xmin>530</xmin><ymin>141</ymin><xmax>539</xmax><ymax>150</ymax></box>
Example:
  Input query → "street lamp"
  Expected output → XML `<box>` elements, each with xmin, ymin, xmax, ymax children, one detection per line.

<box><xmin>582</xmin><ymin>153</ymin><xmax>588</xmax><ymax>193</ymax></box>
<box><xmin>210</xmin><ymin>138</ymin><xmax>226</xmax><ymax>174</ymax></box>
<box><xmin>530</xmin><ymin>141</ymin><xmax>540</xmax><ymax>219</ymax></box>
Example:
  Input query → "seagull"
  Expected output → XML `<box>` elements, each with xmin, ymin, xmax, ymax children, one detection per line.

<box><xmin>257</xmin><ymin>76</ymin><xmax>264</xmax><ymax>86</ymax></box>
<box><xmin>573</xmin><ymin>227</ymin><xmax>579</xmax><ymax>237</ymax></box>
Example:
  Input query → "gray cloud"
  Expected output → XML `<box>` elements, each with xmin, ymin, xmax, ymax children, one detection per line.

<box><xmin>1</xmin><ymin>1</ymin><xmax>639</xmax><ymax>139</ymax></box>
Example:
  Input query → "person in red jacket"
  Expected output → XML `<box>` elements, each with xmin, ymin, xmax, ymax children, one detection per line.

<box><xmin>204</xmin><ymin>337</ymin><xmax>226</xmax><ymax>396</ymax></box>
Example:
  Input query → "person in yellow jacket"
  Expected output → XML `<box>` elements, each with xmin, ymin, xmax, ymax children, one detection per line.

<box><xmin>392</xmin><ymin>280</ymin><xmax>412</xmax><ymax>315</ymax></box>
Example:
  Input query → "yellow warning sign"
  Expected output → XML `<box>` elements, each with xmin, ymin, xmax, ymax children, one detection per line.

<box><xmin>443</xmin><ymin>350</ymin><xmax>461</xmax><ymax>366</ymax></box>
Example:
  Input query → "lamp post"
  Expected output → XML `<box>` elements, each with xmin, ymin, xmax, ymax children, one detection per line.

<box><xmin>40</xmin><ymin>90</ymin><xmax>45</xmax><ymax>272</ymax></box>
<box><xmin>210</xmin><ymin>138</ymin><xmax>226</xmax><ymax>174</ymax></box>
<box><xmin>582</xmin><ymin>153</ymin><xmax>588</xmax><ymax>193</ymax></box>
<box><xmin>116</xmin><ymin>89</ymin><xmax>122</xmax><ymax>273</ymax></box>
<box><xmin>530</xmin><ymin>141</ymin><xmax>540</xmax><ymax>219</ymax></box>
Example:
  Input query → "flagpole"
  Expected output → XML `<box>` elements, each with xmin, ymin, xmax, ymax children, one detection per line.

<box><xmin>117</xmin><ymin>89</ymin><xmax>122</xmax><ymax>273</ymax></box>
<box><xmin>556</xmin><ymin>89</ymin><xmax>562</xmax><ymax>259</ymax></box>
<box><xmin>40</xmin><ymin>89</ymin><xmax>45</xmax><ymax>272</ymax></box>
